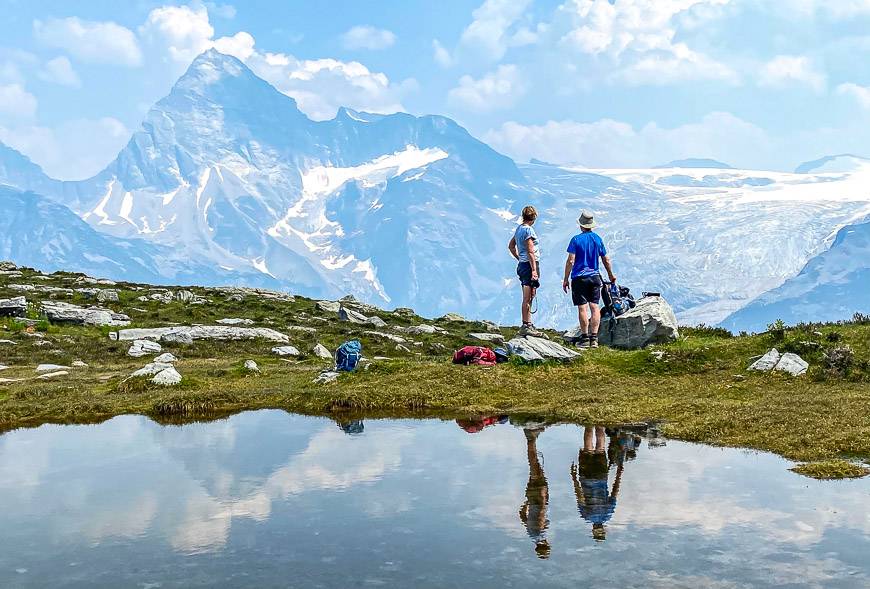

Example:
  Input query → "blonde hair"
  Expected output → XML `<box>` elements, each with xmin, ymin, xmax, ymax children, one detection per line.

<box><xmin>521</xmin><ymin>205</ymin><xmax>537</xmax><ymax>223</ymax></box>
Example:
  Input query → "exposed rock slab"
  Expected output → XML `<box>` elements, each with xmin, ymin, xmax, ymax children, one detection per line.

<box><xmin>469</xmin><ymin>332</ymin><xmax>505</xmax><ymax>344</ymax></box>
<box><xmin>364</xmin><ymin>331</ymin><xmax>407</xmax><ymax>344</ymax></box>
<box><xmin>127</xmin><ymin>339</ymin><xmax>163</xmax><ymax>358</ymax></box>
<box><xmin>41</xmin><ymin>301</ymin><xmax>130</xmax><ymax>326</ymax></box>
<box><xmin>0</xmin><ymin>296</ymin><xmax>27</xmax><ymax>317</ymax></box>
<box><xmin>153</xmin><ymin>353</ymin><xmax>178</xmax><ymax>364</ymax></box>
<box><xmin>216</xmin><ymin>318</ymin><xmax>255</xmax><ymax>326</ymax></box>
<box><xmin>36</xmin><ymin>364</ymin><xmax>70</xmax><ymax>373</ymax></box>
<box><xmin>313</xmin><ymin>343</ymin><xmax>333</xmax><ymax>359</ymax></box>
<box><xmin>243</xmin><ymin>360</ymin><xmax>260</xmax><ymax>373</ymax></box>
<box><xmin>749</xmin><ymin>349</ymin><xmax>781</xmax><ymax>371</ymax></box>
<box><xmin>272</xmin><ymin>345</ymin><xmax>302</xmax><ymax>357</ymax></box>
<box><xmin>112</xmin><ymin>326</ymin><xmax>290</xmax><ymax>343</ymax></box>
<box><xmin>775</xmin><ymin>353</ymin><xmax>809</xmax><ymax>376</ymax></box>
<box><xmin>131</xmin><ymin>362</ymin><xmax>175</xmax><ymax>378</ymax></box>
<box><xmin>314</xmin><ymin>370</ymin><xmax>340</xmax><ymax>384</ymax></box>
<box><xmin>152</xmin><ymin>367</ymin><xmax>182</xmax><ymax>386</ymax></box>
<box><xmin>596</xmin><ymin>296</ymin><xmax>679</xmax><ymax>349</ymax></box>
<box><xmin>339</xmin><ymin>306</ymin><xmax>370</xmax><ymax>324</ymax></box>
<box><xmin>507</xmin><ymin>336</ymin><xmax>580</xmax><ymax>362</ymax></box>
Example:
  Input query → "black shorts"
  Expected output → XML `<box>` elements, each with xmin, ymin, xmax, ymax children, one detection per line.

<box><xmin>571</xmin><ymin>274</ymin><xmax>602</xmax><ymax>306</ymax></box>
<box><xmin>517</xmin><ymin>262</ymin><xmax>540</xmax><ymax>288</ymax></box>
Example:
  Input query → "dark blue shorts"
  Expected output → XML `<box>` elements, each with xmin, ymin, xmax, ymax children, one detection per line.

<box><xmin>571</xmin><ymin>274</ymin><xmax>602</xmax><ymax>306</ymax></box>
<box><xmin>517</xmin><ymin>262</ymin><xmax>540</xmax><ymax>288</ymax></box>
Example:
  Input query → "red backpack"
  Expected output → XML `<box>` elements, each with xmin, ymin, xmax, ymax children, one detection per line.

<box><xmin>452</xmin><ymin>346</ymin><xmax>498</xmax><ymax>367</ymax></box>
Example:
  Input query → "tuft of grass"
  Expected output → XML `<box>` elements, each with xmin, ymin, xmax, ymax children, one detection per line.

<box><xmin>790</xmin><ymin>460</ymin><xmax>870</xmax><ymax>480</ymax></box>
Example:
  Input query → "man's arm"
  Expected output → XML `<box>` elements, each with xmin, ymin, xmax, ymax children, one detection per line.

<box><xmin>508</xmin><ymin>236</ymin><xmax>519</xmax><ymax>261</ymax></box>
<box><xmin>526</xmin><ymin>238</ymin><xmax>538</xmax><ymax>279</ymax></box>
<box><xmin>563</xmin><ymin>253</ymin><xmax>575</xmax><ymax>293</ymax></box>
<box><xmin>601</xmin><ymin>254</ymin><xmax>616</xmax><ymax>284</ymax></box>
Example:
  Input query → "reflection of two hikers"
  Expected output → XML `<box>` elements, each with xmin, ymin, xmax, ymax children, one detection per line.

<box><xmin>334</xmin><ymin>419</ymin><xmax>364</xmax><ymax>435</ymax></box>
<box><xmin>513</xmin><ymin>424</ymin><xmax>640</xmax><ymax>556</ymax></box>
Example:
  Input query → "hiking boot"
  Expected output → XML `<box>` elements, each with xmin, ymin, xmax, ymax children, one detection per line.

<box><xmin>588</xmin><ymin>335</ymin><xmax>599</xmax><ymax>349</ymax></box>
<box><xmin>518</xmin><ymin>323</ymin><xmax>543</xmax><ymax>337</ymax></box>
<box><xmin>577</xmin><ymin>333</ymin><xmax>591</xmax><ymax>348</ymax></box>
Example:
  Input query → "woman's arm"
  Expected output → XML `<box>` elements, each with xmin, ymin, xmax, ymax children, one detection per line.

<box><xmin>508</xmin><ymin>236</ymin><xmax>519</xmax><ymax>261</ymax></box>
<box><xmin>527</xmin><ymin>238</ymin><xmax>538</xmax><ymax>278</ymax></box>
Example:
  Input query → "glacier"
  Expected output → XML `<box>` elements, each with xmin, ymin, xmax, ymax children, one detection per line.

<box><xmin>1</xmin><ymin>48</ymin><xmax>869</xmax><ymax>330</ymax></box>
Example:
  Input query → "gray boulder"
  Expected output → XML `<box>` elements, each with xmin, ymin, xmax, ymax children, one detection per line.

<box><xmin>131</xmin><ymin>362</ymin><xmax>175</xmax><ymax>377</ymax></box>
<box><xmin>41</xmin><ymin>301</ymin><xmax>130</xmax><ymax>326</ymax></box>
<box><xmin>368</xmin><ymin>315</ymin><xmax>388</xmax><ymax>328</ymax></box>
<box><xmin>403</xmin><ymin>324</ymin><xmax>446</xmax><ymax>336</ymax></box>
<box><xmin>0</xmin><ymin>261</ymin><xmax>17</xmax><ymax>271</ymax></box>
<box><xmin>127</xmin><ymin>339</ymin><xmax>163</xmax><ymax>358</ymax></box>
<box><xmin>440</xmin><ymin>313</ymin><xmax>466</xmax><ymax>322</ymax></box>
<box><xmin>339</xmin><ymin>306</ymin><xmax>369</xmax><ymax>324</ymax></box>
<box><xmin>0</xmin><ymin>296</ymin><xmax>27</xmax><ymax>317</ymax></box>
<box><xmin>243</xmin><ymin>360</ymin><xmax>260</xmax><ymax>373</ymax></box>
<box><xmin>774</xmin><ymin>353</ymin><xmax>809</xmax><ymax>376</ymax></box>
<box><xmin>482</xmin><ymin>320</ymin><xmax>501</xmax><ymax>333</ymax></box>
<box><xmin>364</xmin><ymin>331</ymin><xmax>407</xmax><ymax>344</ymax></box>
<box><xmin>272</xmin><ymin>345</ymin><xmax>302</xmax><ymax>357</ymax></box>
<box><xmin>216</xmin><ymin>318</ymin><xmax>255</xmax><ymax>326</ymax></box>
<box><xmin>96</xmin><ymin>289</ymin><xmax>120</xmax><ymax>303</ymax></box>
<box><xmin>152</xmin><ymin>366</ymin><xmax>182</xmax><ymax>386</ymax></box>
<box><xmin>316</xmin><ymin>300</ymin><xmax>341</xmax><ymax>314</ymax></box>
<box><xmin>749</xmin><ymin>349</ymin><xmax>781</xmax><ymax>371</ymax></box>
<box><xmin>36</xmin><ymin>363</ymin><xmax>69</xmax><ymax>373</ymax></box>
<box><xmin>153</xmin><ymin>353</ymin><xmax>178</xmax><ymax>363</ymax></box>
<box><xmin>596</xmin><ymin>296</ymin><xmax>679</xmax><ymax>349</ymax></box>
<box><xmin>314</xmin><ymin>370</ymin><xmax>340</xmax><ymax>384</ymax></box>
<box><xmin>507</xmin><ymin>336</ymin><xmax>580</xmax><ymax>362</ymax></box>
<box><xmin>313</xmin><ymin>343</ymin><xmax>333</xmax><ymax>359</ymax></box>
<box><xmin>213</xmin><ymin>286</ymin><xmax>294</xmax><ymax>302</ymax></box>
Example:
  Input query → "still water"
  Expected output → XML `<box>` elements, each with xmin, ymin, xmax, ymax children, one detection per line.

<box><xmin>1</xmin><ymin>411</ymin><xmax>869</xmax><ymax>588</ymax></box>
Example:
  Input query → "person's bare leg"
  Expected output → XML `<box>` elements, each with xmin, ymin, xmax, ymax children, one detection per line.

<box><xmin>578</xmin><ymin>303</ymin><xmax>589</xmax><ymax>334</ymax></box>
<box><xmin>583</xmin><ymin>426</ymin><xmax>594</xmax><ymax>452</ymax></box>
<box><xmin>522</xmin><ymin>285</ymin><xmax>533</xmax><ymax>324</ymax></box>
<box><xmin>589</xmin><ymin>303</ymin><xmax>601</xmax><ymax>336</ymax></box>
<box><xmin>594</xmin><ymin>426</ymin><xmax>606</xmax><ymax>452</ymax></box>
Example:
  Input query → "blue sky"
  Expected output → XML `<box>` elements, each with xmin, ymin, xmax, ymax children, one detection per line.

<box><xmin>1</xmin><ymin>0</ymin><xmax>870</xmax><ymax>178</ymax></box>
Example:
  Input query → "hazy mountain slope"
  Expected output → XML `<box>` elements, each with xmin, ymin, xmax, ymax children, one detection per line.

<box><xmin>721</xmin><ymin>219</ymin><xmax>870</xmax><ymax>332</ymax></box>
<box><xmin>795</xmin><ymin>154</ymin><xmax>870</xmax><ymax>174</ymax></box>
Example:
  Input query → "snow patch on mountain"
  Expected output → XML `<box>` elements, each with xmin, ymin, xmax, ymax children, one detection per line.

<box><xmin>795</xmin><ymin>154</ymin><xmax>870</xmax><ymax>174</ymax></box>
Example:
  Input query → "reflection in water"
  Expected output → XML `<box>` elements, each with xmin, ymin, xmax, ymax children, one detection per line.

<box><xmin>2</xmin><ymin>411</ymin><xmax>870</xmax><ymax>588</ymax></box>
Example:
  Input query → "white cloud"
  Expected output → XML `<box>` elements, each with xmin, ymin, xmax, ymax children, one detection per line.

<box><xmin>460</xmin><ymin>0</ymin><xmax>535</xmax><ymax>61</ymax></box>
<box><xmin>212</xmin><ymin>31</ymin><xmax>256</xmax><ymax>61</ymax></box>
<box><xmin>140</xmin><ymin>4</ymin><xmax>214</xmax><ymax>63</ymax></box>
<box><xmin>433</xmin><ymin>39</ymin><xmax>453</xmax><ymax>68</ymax></box>
<box><xmin>0</xmin><ymin>117</ymin><xmax>129</xmax><ymax>180</ymax></box>
<box><xmin>38</xmin><ymin>56</ymin><xmax>81</xmax><ymax>87</ymax></box>
<box><xmin>448</xmin><ymin>64</ymin><xmax>526</xmax><ymax>111</ymax></box>
<box><xmin>758</xmin><ymin>55</ymin><xmax>826</xmax><ymax>92</ymax></box>
<box><xmin>33</xmin><ymin>17</ymin><xmax>142</xmax><ymax>66</ymax></box>
<box><xmin>341</xmin><ymin>26</ymin><xmax>396</xmax><ymax>51</ymax></box>
<box><xmin>615</xmin><ymin>42</ymin><xmax>739</xmax><ymax>85</ymax></box>
<box><xmin>837</xmin><ymin>82</ymin><xmax>870</xmax><ymax>109</ymax></box>
<box><xmin>0</xmin><ymin>83</ymin><xmax>38</xmax><ymax>122</ymax></box>
<box><xmin>483</xmin><ymin>111</ymin><xmax>770</xmax><ymax>168</ymax></box>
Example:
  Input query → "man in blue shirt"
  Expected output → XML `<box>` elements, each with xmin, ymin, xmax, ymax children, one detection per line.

<box><xmin>562</xmin><ymin>211</ymin><xmax>617</xmax><ymax>348</ymax></box>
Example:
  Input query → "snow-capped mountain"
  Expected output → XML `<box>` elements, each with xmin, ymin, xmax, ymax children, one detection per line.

<box><xmin>721</xmin><ymin>219</ymin><xmax>870</xmax><ymax>332</ymax></box>
<box><xmin>795</xmin><ymin>154</ymin><xmax>870</xmax><ymax>174</ymax></box>
<box><xmin>1</xmin><ymin>49</ymin><xmax>869</xmax><ymax>329</ymax></box>
<box><xmin>654</xmin><ymin>158</ymin><xmax>733</xmax><ymax>169</ymax></box>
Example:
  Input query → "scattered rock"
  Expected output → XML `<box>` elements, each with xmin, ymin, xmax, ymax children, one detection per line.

<box><xmin>507</xmin><ymin>336</ymin><xmax>580</xmax><ymax>362</ymax></box>
<box><xmin>41</xmin><ymin>301</ymin><xmax>130</xmax><ymax>326</ymax></box>
<box><xmin>212</xmin><ymin>286</ymin><xmax>295</xmax><ymax>302</ymax></box>
<box><xmin>749</xmin><ymin>349</ymin><xmax>781</xmax><ymax>371</ymax></box>
<box><xmin>395</xmin><ymin>344</ymin><xmax>411</xmax><ymax>353</ymax></box>
<box><xmin>482</xmin><ymin>320</ymin><xmax>501</xmax><ymax>333</ymax></box>
<box><xmin>131</xmin><ymin>362</ymin><xmax>175</xmax><ymax>378</ymax></box>
<box><xmin>595</xmin><ymin>296</ymin><xmax>680</xmax><ymax>349</ymax></box>
<box><xmin>392</xmin><ymin>307</ymin><xmax>416</xmax><ymax>318</ymax></box>
<box><xmin>112</xmin><ymin>326</ymin><xmax>290</xmax><ymax>343</ymax></box>
<box><xmin>364</xmin><ymin>331</ymin><xmax>407</xmax><ymax>344</ymax></box>
<box><xmin>243</xmin><ymin>360</ymin><xmax>260</xmax><ymax>374</ymax></box>
<box><xmin>0</xmin><ymin>261</ymin><xmax>17</xmax><ymax>271</ymax></box>
<box><xmin>216</xmin><ymin>318</ymin><xmax>255</xmax><ymax>326</ymax></box>
<box><xmin>37</xmin><ymin>371</ymin><xmax>68</xmax><ymax>380</ymax></box>
<box><xmin>96</xmin><ymin>289</ymin><xmax>120</xmax><ymax>303</ymax></box>
<box><xmin>0</xmin><ymin>340</ymin><xmax>17</xmax><ymax>345</ymax></box>
<box><xmin>313</xmin><ymin>343</ymin><xmax>332</xmax><ymax>359</ymax></box>
<box><xmin>149</xmin><ymin>291</ymin><xmax>174</xmax><ymax>304</ymax></box>
<box><xmin>287</xmin><ymin>325</ymin><xmax>317</xmax><ymax>333</ymax></box>
<box><xmin>0</xmin><ymin>364</ymin><xmax>8</xmax><ymax>372</ymax></box>
<box><xmin>272</xmin><ymin>345</ymin><xmax>302</xmax><ymax>357</ymax></box>
<box><xmin>774</xmin><ymin>353</ymin><xmax>809</xmax><ymax>376</ymax></box>
<box><xmin>368</xmin><ymin>315</ymin><xmax>388</xmax><ymax>328</ymax></box>
<box><xmin>402</xmin><ymin>324</ymin><xmax>446</xmax><ymax>336</ymax></box>
<box><xmin>175</xmin><ymin>290</ymin><xmax>196</xmax><ymax>303</ymax></box>
<box><xmin>127</xmin><ymin>339</ymin><xmax>163</xmax><ymax>358</ymax></box>
<box><xmin>650</xmin><ymin>350</ymin><xmax>666</xmax><ymax>360</ymax></box>
<box><xmin>314</xmin><ymin>370</ymin><xmax>340</xmax><ymax>384</ymax></box>
<box><xmin>0</xmin><ymin>296</ymin><xmax>27</xmax><ymax>317</ymax></box>
<box><xmin>74</xmin><ymin>276</ymin><xmax>116</xmax><ymax>286</ymax></box>
<box><xmin>440</xmin><ymin>312</ymin><xmax>466</xmax><ymax>322</ymax></box>
<box><xmin>469</xmin><ymin>332</ymin><xmax>505</xmax><ymax>344</ymax></box>
<box><xmin>153</xmin><ymin>353</ymin><xmax>178</xmax><ymax>364</ymax></box>
<box><xmin>152</xmin><ymin>367</ymin><xmax>182</xmax><ymax>386</ymax></box>
<box><xmin>36</xmin><ymin>364</ymin><xmax>69</xmax><ymax>373</ymax></box>
<box><xmin>71</xmin><ymin>360</ymin><xmax>89</xmax><ymax>368</ymax></box>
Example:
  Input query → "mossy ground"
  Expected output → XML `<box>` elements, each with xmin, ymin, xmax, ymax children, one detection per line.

<box><xmin>2</xmin><ymin>266</ymin><xmax>870</xmax><ymax>479</ymax></box>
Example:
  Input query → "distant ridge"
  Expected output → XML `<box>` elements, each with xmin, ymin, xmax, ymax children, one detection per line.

<box><xmin>654</xmin><ymin>158</ymin><xmax>733</xmax><ymax>169</ymax></box>
<box><xmin>795</xmin><ymin>154</ymin><xmax>870</xmax><ymax>174</ymax></box>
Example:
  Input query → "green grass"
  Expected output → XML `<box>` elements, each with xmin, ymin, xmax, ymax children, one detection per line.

<box><xmin>2</xmin><ymin>265</ymin><xmax>870</xmax><ymax>479</ymax></box>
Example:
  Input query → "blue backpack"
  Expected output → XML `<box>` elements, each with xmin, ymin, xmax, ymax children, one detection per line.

<box><xmin>335</xmin><ymin>340</ymin><xmax>362</xmax><ymax>372</ymax></box>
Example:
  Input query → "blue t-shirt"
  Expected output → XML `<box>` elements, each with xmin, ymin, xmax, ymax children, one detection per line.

<box><xmin>567</xmin><ymin>231</ymin><xmax>607</xmax><ymax>278</ymax></box>
<box><xmin>514</xmin><ymin>224</ymin><xmax>539</xmax><ymax>263</ymax></box>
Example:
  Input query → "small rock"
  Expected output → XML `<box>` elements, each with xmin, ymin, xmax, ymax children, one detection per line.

<box><xmin>650</xmin><ymin>350</ymin><xmax>666</xmax><ymax>360</ymax></box>
<box><xmin>749</xmin><ymin>349</ymin><xmax>781</xmax><ymax>371</ymax></box>
<box><xmin>127</xmin><ymin>339</ymin><xmax>163</xmax><ymax>358</ymax></box>
<box><xmin>287</xmin><ymin>325</ymin><xmax>318</xmax><ymax>333</ymax></box>
<box><xmin>216</xmin><ymin>318</ymin><xmax>255</xmax><ymax>326</ymax></box>
<box><xmin>243</xmin><ymin>360</ymin><xmax>260</xmax><ymax>373</ymax></box>
<box><xmin>403</xmin><ymin>324</ymin><xmax>446</xmax><ymax>336</ymax></box>
<box><xmin>151</xmin><ymin>367</ymin><xmax>182</xmax><ymax>386</ymax></box>
<box><xmin>37</xmin><ymin>371</ymin><xmax>68</xmax><ymax>380</ymax></box>
<box><xmin>339</xmin><ymin>306</ymin><xmax>370</xmax><ymax>324</ymax></box>
<box><xmin>153</xmin><ymin>353</ymin><xmax>178</xmax><ymax>363</ymax></box>
<box><xmin>313</xmin><ymin>343</ymin><xmax>332</xmax><ymax>359</ymax></box>
<box><xmin>316</xmin><ymin>300</ymin><xmax>341</xmax><ymax>314</ymax></box>
<box><xmin>392</xmin><ymin>307</ymin><xmax>416</xmax><ymax>318</ymax></box>
<box><xmin>71</xmin><ymin>360</ymin><xmax>89</xmax><ymax>368</ymax></box>
<box><xmin>774</xmin><ymin>353</ymin><xmax>809</xmax><ymax>376</ymax></box>
<box><xmin>0</xmin><ymin>364</ymin><xmax>8</xmax><ymax>372</ymax></box>
<box><xmin>272</xmin><ymin>345</ymin><xmax>301</xmax><ymax>357</ymax></box>
<box><xmin>131</xmin><ymin>362</ymin><xmax>174</xmax><ymax>378</ymax></box>
<box><xmin>368</xmin><ymin>316</ymin><xmax>388</xmax><ymax>328</ymax></box>
<box><xmin>36</xmin><ymin>364</ymin><xmax>69</xmax><ymax>373</ymax></box>
<box><xmin>149</xmin><ymin>291</ymin><xmax>174</xmax><ymax>304</ymax></box>
<box><xmin>0</xmin><ymin>260</ymin><xmax>17</xmax><ymax>271</ymax></box>
<box><xmin>482</xmin><ymin>320</ymin><xmax>501</xmax><ymax>333</ymax></box>
<box><xmin>0</xmin><ymin>296</ymin><xmax>27</xmax><ymax>317</ymax></box>
<box><xmin>175</xmin><ymin>290</ymin><xmax>196</xmax><ymax>303</ymax></box>
<box><xmin>314</xmin><ymin>370</ymin><xmax>340</xmax><ymax>384</ymax></box>
<box><xmin>0</xmin><ymin>339</ymin><xmax>17</xmax><ymax>345</ymax></box>
<box><xmin>395</xmin><ymin>344</ymin><xmax>411</xmax><ymax>353</ymax></box>
<box><xmin>364</xmin><ymin>331</ymin><xmax>406</xmax><ymax>344</ymax></box>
